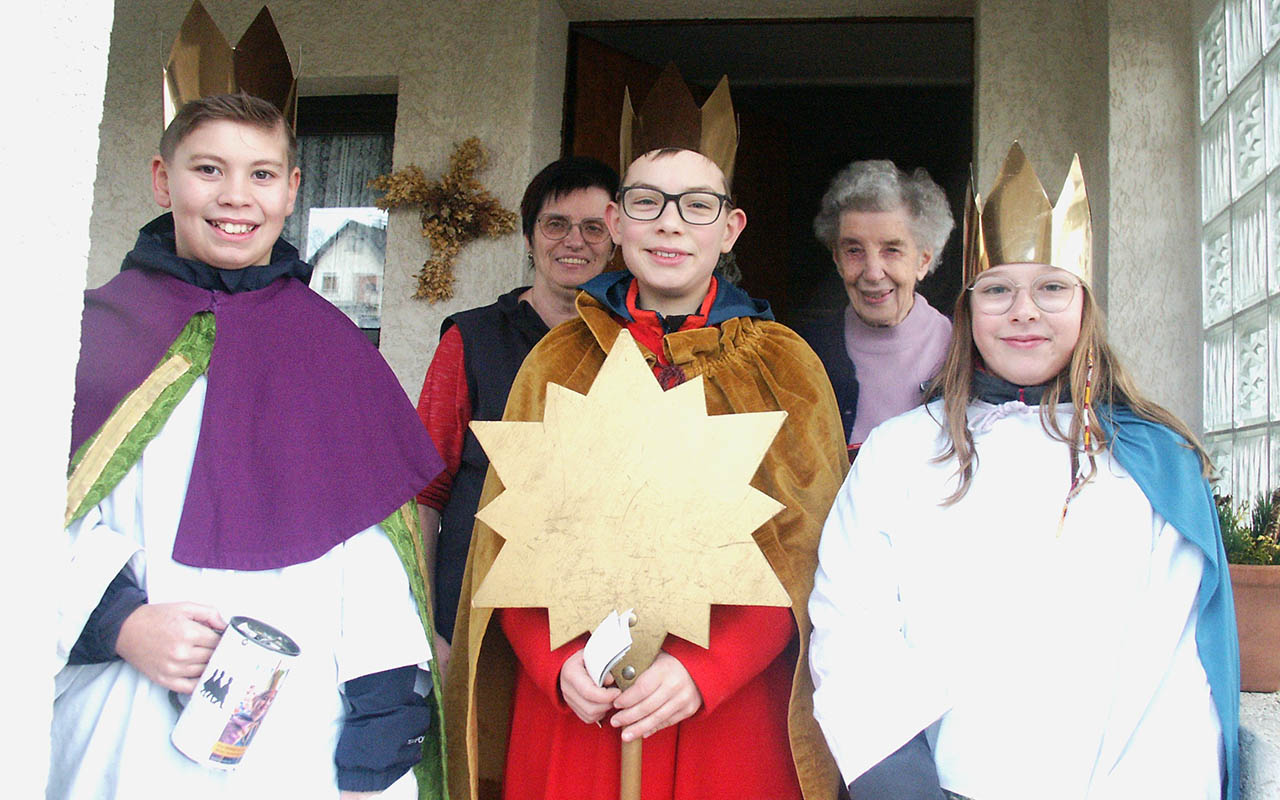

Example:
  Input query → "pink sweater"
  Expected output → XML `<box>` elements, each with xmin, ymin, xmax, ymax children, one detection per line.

<box><xmin>844</xmin><ymin>294</ymin><xmax>952</xmax><ymax>444</ymax></box>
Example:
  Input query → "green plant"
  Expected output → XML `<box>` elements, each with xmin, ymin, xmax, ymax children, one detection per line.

<box><xmin>1217</xmin><ymin>489</ymin><xmax>1280</xmax><ymax>565</ymax></box>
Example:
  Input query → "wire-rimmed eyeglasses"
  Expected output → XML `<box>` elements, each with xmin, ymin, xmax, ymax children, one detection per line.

<box><xmin>968</xmin><ymin>274</ymin><xmax>1082</xmax><ymax>315</ymax></box>
<box><xmin>536</xmin><ymin>214</ymin><xmax>611</xmax><ymax>245</ymax></box>
<box><xmin>618</xmin><ymin>186</ymin><xmax>732</xmax><ymax>225</ymax></box>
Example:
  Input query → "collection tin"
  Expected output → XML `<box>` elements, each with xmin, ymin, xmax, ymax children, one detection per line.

<box><xmin>170</xmin><ymin>615</ymin><xmax>300</xmax><ymax>770</ymax></box>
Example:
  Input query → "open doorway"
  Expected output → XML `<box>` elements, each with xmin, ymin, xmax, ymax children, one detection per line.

<box><xmin>564</xmin><ymin>18</ymin><xmax>973</xmax><ymax>327</ymax></box>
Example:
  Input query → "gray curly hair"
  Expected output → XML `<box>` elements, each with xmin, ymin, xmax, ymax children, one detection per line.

<box><xmin>812</xmin><ymin>160</ymin><xmax>954</xmax><ymax>274</ymax></box>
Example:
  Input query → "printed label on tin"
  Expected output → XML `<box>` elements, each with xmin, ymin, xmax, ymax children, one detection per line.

<box><xmin>170</xmin><ymin>615</ymin><xmax>299</xmax><ymax>770</ymax></box>
<box><xmin>207</xmin><ymin>666</ymin><xmax>288</xmax><ymax>764</ymax></box>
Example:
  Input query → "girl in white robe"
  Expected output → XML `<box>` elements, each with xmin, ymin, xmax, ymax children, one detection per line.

<box><xmin>808</xmin><ymin>225</ymin><xmax>1239</xmax><ymax>797</ymax></box>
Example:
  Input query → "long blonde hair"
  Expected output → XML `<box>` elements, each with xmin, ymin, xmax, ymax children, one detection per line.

<box><xmin>925</xmin><ymin>285</ymin><xmax>1211</xmax><ymax>505</ymax></box>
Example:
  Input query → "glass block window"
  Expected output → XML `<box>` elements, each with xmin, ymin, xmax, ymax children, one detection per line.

<box><xmin>1201</xmin><ymin>1</ymin><xmax>1280</xmax><ymax>502</ymax></box>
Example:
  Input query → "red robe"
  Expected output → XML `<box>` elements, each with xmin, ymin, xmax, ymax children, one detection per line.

<box><xmin>499</xmin><ymin>605</ymin><xmax>800</xmax><ymax>799</ymax></box>
<box><xmin>445</xmin><ymin>283</ymin><xmax>848</xmax><ymax>800</ymax></box>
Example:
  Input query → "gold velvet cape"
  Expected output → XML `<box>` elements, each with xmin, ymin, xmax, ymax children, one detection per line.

<box><xmin>443</xmin><ymin>291</ymin><xmax>848</xmax><ymax>800</ymax></box>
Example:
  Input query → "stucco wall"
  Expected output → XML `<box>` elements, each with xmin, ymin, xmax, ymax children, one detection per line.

<box><xmin>92</xmin><ymin>0</ymin><xmax>569</xmax><ymax>398</ymax></box>
<box><xmin>1107</xmin><ymin>0</ymin><xmax>1202</xmax><ymax>431</ymax></box>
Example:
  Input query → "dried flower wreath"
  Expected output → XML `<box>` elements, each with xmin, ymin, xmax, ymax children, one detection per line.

<box><xmin>369</xmin><ymin>137</ymin><xmax>517</xmax><ymax>302</ymax></box>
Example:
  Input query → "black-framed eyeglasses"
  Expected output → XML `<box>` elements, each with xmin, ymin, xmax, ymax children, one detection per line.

<box><xmin>617</xmin><ymin>186</ymin><xmax>732</xmax><ymax>225</ymax></box>
<box><xmin>536</xmin><ymin>214</ymin><xmax>611</xmax><ymax>244</ymax></box>
<box><xmin>968</xmin><ymin>273</ymin><xmax>1082</xmax><ymax>315</ymax></box>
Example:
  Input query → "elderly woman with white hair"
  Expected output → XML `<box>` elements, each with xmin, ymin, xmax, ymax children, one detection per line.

<box><xmin>801</xmin><ymin>160</ymin><xmax>955</xmax><ymax>457</ymax></box>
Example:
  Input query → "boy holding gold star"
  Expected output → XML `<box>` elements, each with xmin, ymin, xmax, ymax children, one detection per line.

<box><xmin>446</xmin><ymin>64</ymin><xmax>848</xmax><ymax>800</ymax></box>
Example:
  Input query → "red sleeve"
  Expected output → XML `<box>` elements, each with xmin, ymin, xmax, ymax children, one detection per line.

<box><xmin>416</xmin><ymin>325</ymin><xmax>470</xmax><ymax>509</ymax></box>
<box><xmin>498</xmin><ymin>606</ymin><xmax>586</xmax><ymax>713</ymax></box>
<box><xmin>663</xmin><ymin>604</ymin><xmax>794</xmax><ymax>715</ymax></box>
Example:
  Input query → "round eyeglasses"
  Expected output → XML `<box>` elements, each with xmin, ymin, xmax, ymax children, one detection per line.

<box><xmin>536</xmin><ymin>214</ymin><xmax>611</xmax><ymax>244</ymax></box>
<box><xmin>968</xmin><ymin>274</ymin><xmax>1082</xmax><ymax>315</ymax></box>
<box><xmin>618</xmin><ymin>186</ymin><xmax>731</xmax><ymax>225</ymax></box>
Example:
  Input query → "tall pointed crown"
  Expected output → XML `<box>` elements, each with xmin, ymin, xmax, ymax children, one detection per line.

<box><xmin>163</xmin><ymin>2</ymin><xmax>297</xmax><ymax>129</ymax></box>
<box><xmin>620</xmin><ymin>63</ymin><xmax>738</xmax><ymax>183</ymax></box>
<box><xmin>964</xmin><ymin>142</ymin><xmax>1092</xmax><ymax>286</ymax></box>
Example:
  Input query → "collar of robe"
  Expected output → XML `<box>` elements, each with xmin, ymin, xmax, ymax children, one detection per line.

<box><xmin>970</xmin><ymin>367</ymin><xmax>1058</xmax><ymax>406</ymax></box>
<box><xmin>122</xmin><ymin>213</ymin><xmax>313</xmax><ymax>293</ymax></box>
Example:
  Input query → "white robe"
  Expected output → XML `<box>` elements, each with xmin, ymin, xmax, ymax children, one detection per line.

<box><xmin>50</xmin><ymin>377</ymin><xmax>431</xmax><ymax>800</ymax></box>
<box><xmin>809</xmin><ymin>400</ymin><xmax>1223</xmax><ymax>800</ymax></box>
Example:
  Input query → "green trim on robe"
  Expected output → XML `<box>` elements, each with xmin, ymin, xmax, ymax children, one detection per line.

<box><xmin>380</xmin><ymin>501</ymin><xmax>448</xmax><ymax>800</ymax></box>
<box><xmin>66</xmin><ymin>311</ymin><xmax>216</xmax><ymax>525</ymax></box>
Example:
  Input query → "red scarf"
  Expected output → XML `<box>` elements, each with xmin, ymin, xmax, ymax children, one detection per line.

<box><xmin>623</xmin><ymin>277</ymin><xmax>718</xmax><ymax>389</ymax></box>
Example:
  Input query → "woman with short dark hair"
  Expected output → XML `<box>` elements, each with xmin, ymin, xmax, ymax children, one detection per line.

<box><xmin>415</xmin><ymin>156</ymin><xmax>618</xmax><ymax>668</ymax></box>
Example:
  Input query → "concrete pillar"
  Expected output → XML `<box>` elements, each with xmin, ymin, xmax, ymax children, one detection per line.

<box><xmin>975</xmin><ymin>0</ymin><xmax>1203</xmax><ymax>429</ymax></box>
<box><xmin>1106</xmin><ymin>0</ymin><xmax>1202</xmax><ymax>430</ymax></box>
<box><xmin>973</xmin><ymin>0</ymin><xmax>1110</xmax><ymax>310</ymax></box>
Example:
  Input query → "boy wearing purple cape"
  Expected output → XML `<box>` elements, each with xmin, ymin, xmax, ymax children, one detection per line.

<box><xmin>50</xmin><ymin>92</ymin><xmax>446</xmax><ymax>799</ymax></box>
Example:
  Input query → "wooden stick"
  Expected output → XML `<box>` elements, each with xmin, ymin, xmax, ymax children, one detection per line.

<box><xmin>620</xmin><ymin>738</ymin><xmax>642</xmax><ymax>800</ymax></box>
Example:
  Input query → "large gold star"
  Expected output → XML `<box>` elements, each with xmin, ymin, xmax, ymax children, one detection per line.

<box><xmin>470</xmin><ymin>330</ymin><xmax>790</xmax><ymax>681</ymax></box>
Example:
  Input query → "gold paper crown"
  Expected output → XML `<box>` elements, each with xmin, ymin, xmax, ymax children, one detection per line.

<box><xmin>163</xmin><ymin>2</ymin><xmax>297</xmax><ymax>129</ymax></box>
<box><xmin>620</xmin><ymin>63</ymin><xmax>738</xmax><ymax>183</ymax></box>
<box><xmin>964</xmin><ymin>142</ymin><xmax>1092</xmax><ymax>287</ymax></box>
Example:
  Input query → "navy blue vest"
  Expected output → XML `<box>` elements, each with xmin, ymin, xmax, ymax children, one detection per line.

<box><xmin>434</xmin><ymin>286</ymin><xmax>548</xmax><ymax>640</ymax></box>
<box><xmin>797</xmin><ymin>309</ymin><xmax>859</xmax><ymax>444</ymax></box>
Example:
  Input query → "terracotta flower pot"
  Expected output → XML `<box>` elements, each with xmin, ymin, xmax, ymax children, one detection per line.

<box><xmin>1229</xmin><ymin>563</ymin><xmax>1280</xmax><ymax>692</ymax></box>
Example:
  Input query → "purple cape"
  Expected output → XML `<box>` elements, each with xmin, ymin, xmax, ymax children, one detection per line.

<box><xmin>71</xmin><ymin>268</ymin><xmax>443</xmax><ymax>570</ymax></box>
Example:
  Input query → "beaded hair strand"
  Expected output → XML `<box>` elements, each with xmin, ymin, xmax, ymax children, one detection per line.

<box><xmin>1056</xmin><ymin>344</ymin><xmax>1097</xmax><ymax>537</ymax></box>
